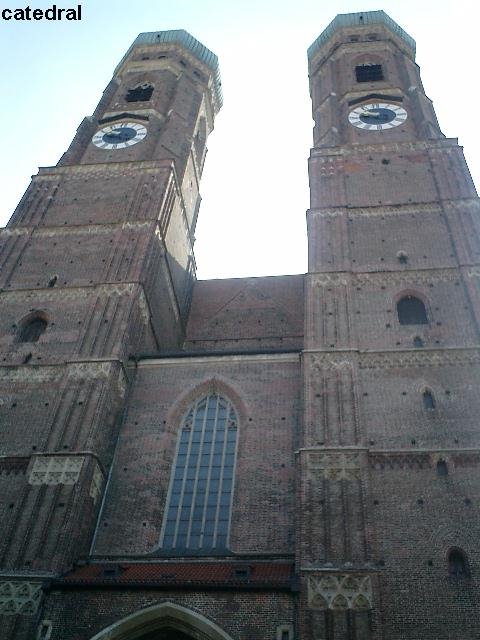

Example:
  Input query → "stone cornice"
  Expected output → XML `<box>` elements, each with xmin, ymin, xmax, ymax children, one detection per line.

<box><xmin>0</xmin><ymin>359</ymin><xmax>127</xmax><ymax>385</ymax></box>
<box><xmin>308</xmin><ymin>267</ymin><xmax>467</xmax><ymax>288</ymax></box>
<box><xmin>137</xmin><ymin>352</ymin><xmax>301</xmax><ymax>367</ymax></box>
<box><xmin>303</xmin><ymin>347</ymin><xmax>480</xmax><ymax>369</ymax></box>
<box><xmin>358</xmin><ymin>348</ymin><xmax>480</xmax><ymax>369</ymax></box>
<box><xmin>0</xmin><ymin>281</ymin><xmax>145</xmax><ymax>302</ymax></box>
<box><xmin>307</xmin><ymin>198</ymin><xmax>480</xmax><ymax>219</ymax></box>
<box><xmin>0</xmin><ymin>221</ymin><xmax>154</xmax><ymax>239</ymax></box>
<box><xmin>35</xmin><ymin>159</ymin><xmax>175</xmax><ymax>178</ymax></box>
<box><xmin>369</xmin><ymin>449</ymin><xmax>480</xmax><ymax>470</ymax></box>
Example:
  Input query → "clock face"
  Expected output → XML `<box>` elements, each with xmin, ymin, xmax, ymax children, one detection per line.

<box><xmin>348</xmin><ymin>102</ymin><xmax>408</xmax><ymax>130</ymax></box>
<box><xmin>92</xmin><ymin>122</ymin><xmax>147</xmax><ymax>149</ymax></box>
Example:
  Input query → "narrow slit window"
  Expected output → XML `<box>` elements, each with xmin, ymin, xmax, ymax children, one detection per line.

<box><xmin>423</xmin><ymin>390</ymin><xmax>435</xmax><ymax>410</ymax></box>
<box><xmin>448</xmin><ymin>549</ymin><xmax>469</xmax><ymax>577</ymax></box>
<box><xmin>355</xmin><ymin>64</ymin><xmax>384</xmax><ymax>83</ymax></box>
<box><xmin>437</xmin><ymin>459</ymin><xmax>448</xmax><ymax>476</ymax></box>
<box><xmin>162</xmin><ymin>394</ymin><xmax>238</xmax><ymax>551</ymax></box>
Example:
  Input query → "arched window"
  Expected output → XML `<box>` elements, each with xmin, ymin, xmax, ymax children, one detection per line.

<box><xmin>162</xmin><ymin>394</ymin><xmax>238</xmax><ymax>551</ymax></box>
<box><xmin>397</xmin><ymin>295</ymin><xmax>428</xmax><ymax>325</ymax></box>
<box><xmin>17</xmin><ymin>315</ymin><xmax>48</xmax><ymax>343</ymax></box>
<box><xmin>125</xmin><ymin>83</ymin><xmax>154</xmax><ymax>102</ymax></box>
<box><xmin>448</xmin><ymin>548</ymin><xmax>469</xmax><ymax>577</ymax></box>
<box><xmin>423</xmin><ymin>390</ymin><xmax>435</xmax><ymax>410</ymax></box>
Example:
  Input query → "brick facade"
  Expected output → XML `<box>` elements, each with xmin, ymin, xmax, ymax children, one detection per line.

<box><xmin>0</xmin><ymin>12</ymin><xmax>479</xmax><ymax>640</ymax></box>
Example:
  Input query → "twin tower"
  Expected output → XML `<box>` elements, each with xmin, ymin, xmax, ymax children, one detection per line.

<box><xmin>1</xmin><ymin>11</ymin><xmax>479</xmax><ymax>640</ymax></box>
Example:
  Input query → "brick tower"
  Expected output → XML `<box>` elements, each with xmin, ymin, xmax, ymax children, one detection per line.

<box><xmin>301</xmin><ymin>10</ymin><xmax>480</xmax><ymax>640</ymax></box>
<box><xmin>1</xmin><ymin>11</ymin><xmax>480</xmax><ymax>640</ymax></box>
<box><xmin>0</xmin><ymin>30</ymin><xmax>222</xmax><ymax>639</ymax></box>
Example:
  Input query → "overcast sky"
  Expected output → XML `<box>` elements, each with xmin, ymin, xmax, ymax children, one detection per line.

<box><xmin>0</xmin><ymin>0</ymin><xmax>477</xmax><ymax>280</ymax></box>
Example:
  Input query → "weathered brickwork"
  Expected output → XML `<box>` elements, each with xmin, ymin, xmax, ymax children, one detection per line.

<box><xmin>185</xmin><ymin>276</ymin><xmax>304</xmax><ymax>352</ymax></box>
<box><xmin>93</xmin><ymin>354</ymin><xmax>300</xmax><ymax>556</ymax></box>
<box><xmin>1</xmin><ymin>11</ymin><xmax>480</xmax><ymax>640</ymax></box>
<box><xmin>43</xmin><ymin>589</ymin><xmax>295</xmax><ymax>640</ymax></box>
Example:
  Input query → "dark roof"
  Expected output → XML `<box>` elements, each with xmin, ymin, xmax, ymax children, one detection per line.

<box><xmin>308</xmin><ymin>11</ymin><xmax>416</xmax><ymax>60</ymax></box>
<box><xmin>56</xmin><ymin>561</ymin><xmax>294</xmax><ymax>590</ymax></box>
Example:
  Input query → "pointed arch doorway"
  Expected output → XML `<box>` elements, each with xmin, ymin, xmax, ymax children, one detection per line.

<box><xmin>137</xmin><ymin>631</ymin><xmax>198</xmax><ymax>640</ymax></box>
<box><xmin>89</xmin><ymin>602</ymin><xmax>235</xmax><ymax>640</ymax></box>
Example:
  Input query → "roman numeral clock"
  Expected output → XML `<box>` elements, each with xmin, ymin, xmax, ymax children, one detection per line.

<box><xmin>348</xmin><ymin>102</ymin><xmax>408</xmax><ymax>130</ymax></box>
<box><xmin>91</xmin><ymin>121</ymin><xmax>147</xmax><ymax>149</ymax></box>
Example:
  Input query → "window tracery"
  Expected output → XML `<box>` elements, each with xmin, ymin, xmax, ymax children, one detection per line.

<box><xmin>162</xmin><ymin>394</ymin><xmax>238</xmax><ymax>550</ymax></box>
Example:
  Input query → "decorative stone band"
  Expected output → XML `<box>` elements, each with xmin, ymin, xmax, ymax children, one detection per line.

<box><xmin>27</xmin><ymin>453</ymin><xmax>105</xmax><ymax>492</ymax></box>
<box><xmin>307</xmin><ymin>573</ymin><xmax>373</xmax><ymax>611</ymax></box>
<box><xmin>0</xmin><ymin>361</ymin><xmax>128</xmax><ymax>394</ymax></box>
<box><xmin>306</xmin><ymin>348</ymin><xmax>480</xmax><ymax>371</ymax></box>
<box><xmin>0</xmin><ymin>281</ymin><xmax>145</xmax><ymax>303</ymax></box>
<box><xmin>310</xmin><ymin>137</ymin><xmax>460</xmax><ymax>158</ymax></box>
<box><xmin>359</xmin><ymin>348</ymin><xmax>480</xmax><ymax>370</ymax></box>
<box><xmin>309</xmin><ymin>198</ymin><xmax>480</xmax><ymax>219</ymax></box>
<box><xmin>310</xmin><ymin>354</ymin><xmax>355</xmax><ymax>371</ymax></box>
<box><xmin>0</xmin><ymin>456</ymin><xmax>30</xmax><ymax>476</ymax></box>
<box><xmin>0</xmin><ymin>580</ymin><xmax>43</xmax><ymax>615</ymax></box>
<box><xmin>311</xmin><ymin>268</ymin><xmax>461</xmax><ymax>289</ymax></box>
<box><xmin>36</xmin><ymin>158</ymin><xmax>174</xmax><ymax>179</ymax></box>
<box><xmin>307</xmin><ymin>450</ymin><xmax>363</xmax><ymax>481</ymax></box>
<box><xmin>369</xmin><ymin>449</ymin><xmax>480</xmax><ymax>471</ymax></box>
<box><xmin>28</xmin><ymin>455</ymin><xmax>85</xmax><ymax>486</ymax></box>
<box><xmin>312</xmin><ymin>273</ymin><xmax>350</xmax><ymax>287</ymax></box>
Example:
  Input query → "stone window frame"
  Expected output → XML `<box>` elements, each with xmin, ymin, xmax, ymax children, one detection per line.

<box><xmin>160</xmin><ymin>393</ymin><xmax>239</xmax><ymax>552</ymax></box>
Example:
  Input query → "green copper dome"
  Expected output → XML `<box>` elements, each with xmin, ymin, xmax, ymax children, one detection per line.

<box><xmin>308</xmin><ymin>10</ymin><xmax>416</xmax><ymax>60</ymax></box>
<box><xmin>115</xmin><ymin>29</ymin><xmax>222</xmax><ymax>112</ymax></box>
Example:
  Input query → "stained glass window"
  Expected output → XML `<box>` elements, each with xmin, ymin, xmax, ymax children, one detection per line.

<box><xmin>162</xmin><ymin>394</ymin><xmax>238</xmax><ymax>551</ymax></box>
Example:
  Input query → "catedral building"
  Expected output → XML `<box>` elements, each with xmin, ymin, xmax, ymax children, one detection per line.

<box><xmin>1</xmin><ymin>10</ymin><xmax>479</xmax><ymax>640</ymax></box>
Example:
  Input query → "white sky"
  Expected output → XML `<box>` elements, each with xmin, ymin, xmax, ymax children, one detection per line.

<box><xmin>0</xmin><ymin>0</ymin><xmax>478</xmax><ymax>280</ymax></box>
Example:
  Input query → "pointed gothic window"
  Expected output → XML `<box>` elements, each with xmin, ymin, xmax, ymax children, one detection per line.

<box><xmin>397</xmin><ymin>296</ymin><xmax>428</xmax><ymax>325</ymax></box>
<box><xmin>448</xmin><ymin>548</ymin><xmax>469</xmax><ymax>577</ymax></box>
<box><xmin>17</xmin><ymin>315</ymin><xmax>48</xmax><ymax>343</ymax></box>
<box><xmin>125</xmin><ymin>83</ymin><xmax>154</xmax><ymax>102</ymax></box>
<box><xmin>162</xmin><ymin>394</ymin><xmax>238</xmax><ymax>551</ymax></box>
